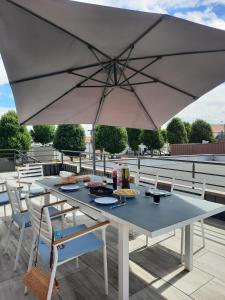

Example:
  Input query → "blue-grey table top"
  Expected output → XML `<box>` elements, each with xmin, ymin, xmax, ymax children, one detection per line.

<box><xmin>37</xmin><ymin>176</ymin><xmax>225</xmax><ymax>235</ymax></box>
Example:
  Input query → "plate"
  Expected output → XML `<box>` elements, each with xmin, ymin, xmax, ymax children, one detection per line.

<box><xmin>114</xmin><ymin>189</ymin><xmax>140</xmax><ymax>197</ymax></box>
<box><xmin>60</xmin><ymin>184</ymin><xmax>80</xmax><ymax>191</ymax></box>
<box><xmin>94</xmin><ymin>197</ymin><xmax>118</xmax><ymax>205</ymax></box>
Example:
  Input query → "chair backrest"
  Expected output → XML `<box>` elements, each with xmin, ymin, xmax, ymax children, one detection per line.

<box><xmin>27</xmin><ymin>197</ymin><xmax>52</xmax><ymax>245</ymax></box>
<box><xmin>6</xmin><ymin>182</ymin><xmax>23</xmax><ymax>215</ymax></box>
<box><xmin>171</xmin><ymin>177</ymin><xmax>206</xmax><ymax>199</ymax></box>
<box><xmin>136</xmin><ymin>170</ymin><xmax>159</xmax><ymax>188</ymax></box>
<box><xmin>18</xmin><ymin>163</ymin><xmax>44</xmax><ymax>180</ymax></box>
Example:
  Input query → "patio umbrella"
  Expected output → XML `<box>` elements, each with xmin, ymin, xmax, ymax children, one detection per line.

<box><xmin>1</xmin><ymin>0</ymin><xmax>225</xmax><ymax>172</ymax></box>
<box><xmin>1</xmin><ymin>0</ymin><xmax>225</xmax><ymax>129</ymax></box>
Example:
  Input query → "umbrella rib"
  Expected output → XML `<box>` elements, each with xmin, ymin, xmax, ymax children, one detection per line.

<box><xmin>94</xmin><ymin>68</ymin><xmax>113</xmax><ymax>125</ymax></box>
<box><xmin>70</xmin><ymin>71</ymin><xmax>113</xmax><ymax>86</ymax></box>
<box><xmin>10</xmin><ymin>62</ymin><xmax>110</xmax><ymax>85</ymax></box>
<box><xmin>118</xmin><ymin>66</ymin><xmax>158</xmax><ymax>129</ymax></box>
<box><xmin>20</xmin><ymin>67</ymin><xmax>105</xmax><ymax>125</ymax></box>
<box><xmin>88</xmin><ymin>47</ymin><xmax>114</xmax><ymax>84</ymax></box>
<box><xmin>117</xmin><ymin>15</ymin><xmax>167</xmax><ymax>60</ymax></box>
<box><xmin>117</xmin><ymin>46</ymin><xmax>134</xmax><ymax>84</ymax></box>
<box><xmin>6</xmin><ymin>0</ymin><xmax>111</xmax><ymax>60</ymax></box>
<box><xmin>118</xmin><ymin>62</ymin><xmax>197</xmax><ymax>99</ymax></box>
<box><xmin>121</xmin><ymin>81</ymin><xmax>155</xmax><ymax>87</ymax></box>
<box><xmin>118</xmin><ymin>49</ymin><xmax>225</xmax><ymax>62</ymax></box>
<box><xmin>119</xmin><ymin>56</ymin><xmax>161</xmax><ymax>85</ymax></box>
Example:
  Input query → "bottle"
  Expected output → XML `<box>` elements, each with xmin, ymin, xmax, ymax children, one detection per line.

<box><xmin>122</xmin><ymin>163</ymin><xmax>130</xmax><ymax>189</ymax></box>
<box><xmin>53</xmin><ymin>225</ymin><xmax>65</xmax><ymax>249</ymax></box>
<box><xmin>112</xmin><ymin>164</ymin><xmax>117</xmax><ymax>190</ymax></box>
<box><xmin>53</xmin><ymin>225</ymin><xmax>61</xmax><ymax>240</ymax></box>
<box><xmin>117</xmin><ymin>163</ymin><xmax>122</xmax><ymax>188</ymax></box>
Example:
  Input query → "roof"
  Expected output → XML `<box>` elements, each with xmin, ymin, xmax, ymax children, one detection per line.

<box><xmin>211</xmin><ymin>124</ymin><xmax>225</xmax><ymax>133</ymax></box>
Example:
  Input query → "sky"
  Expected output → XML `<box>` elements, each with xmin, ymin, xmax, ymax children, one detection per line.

<box><xmin>1</xmin><ymin>0</ymin><xmax>225</xmax><ymax>133</ymax></box>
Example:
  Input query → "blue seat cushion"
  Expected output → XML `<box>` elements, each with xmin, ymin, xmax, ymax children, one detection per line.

<box><xmin>0</xmin><ymin>192</ymin><xmax>9</xmax><ymax>206</ymax></box>
<box><xmin>39</xmin><ymin>225</ymin><xmax>104</xmax><ymax>264</ymax></box>
<box><xmin>13</xmin><ymin>207</ymin><xmax>61</xmax><ymax>228</ymax></box>
<box><xmin>21</xmin><ymin>187</ymin><xmax>45</xmax><ymax>195</ymax></box>
<box><xmin>13</xmin><ymin>211</ymin><xmax>31</xmax><ymax>228</ymax></box>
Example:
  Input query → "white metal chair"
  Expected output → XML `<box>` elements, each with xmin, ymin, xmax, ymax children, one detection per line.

<box><xmin>136</xmin><ymin>169</ymin><xmax>159</xmax><ymax>188</ymax></box>
<box><xmin>4</xmin><ymin>182</ymin><xmax>64</xmax><ymax>271</ymax></box>
<box><xmin>171</xmin><ymin>177</ymin><xmax>206</xmax><ymax>262</ymax></box>
<box><xmin>17</xmin><ymin>163</ymin><xmax>45</xmax><ymax>195</ymax></box>
<box><xmin>26</xmin><ymin>197</ymin><xmax>109</xmax><ymax>300</ymax></box>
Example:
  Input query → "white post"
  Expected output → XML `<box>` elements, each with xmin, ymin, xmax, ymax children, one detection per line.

<box><xmin>184</xmin><ymin>224</ymin><xmax>193</xmax><ymax>271</ymax></box>
<box><xmin>118</xmin><ymin>223</ymin><xmax>129</xmax><ymax>300</ymax></box>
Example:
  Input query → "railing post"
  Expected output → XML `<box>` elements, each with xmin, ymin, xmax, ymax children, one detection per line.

<box><xmin>61</xmin><ymin>152</ymin><xmax>64</xmax><ymax>165</ymax></box>
<box><xmin>192</xmin><ymin>162</ymin><xmax>195</xmax><ymax>179</ymax></box>
<box><xmin>192</xmin><ymin>162</ymin><xmax>195</xmax><ymax>189</ymax></box>
<box><xmin>79</xmin><ymin>154</ymin><xmax>82</xmax><ymax>173</ymax></box>
<box><xmin>103</xmin><ymin>154</ymin><xmax>106</xmax><ymax>176</ymax></box>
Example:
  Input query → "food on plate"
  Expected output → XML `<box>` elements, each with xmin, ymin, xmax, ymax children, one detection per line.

<box><xmin>55</xmin><ymin>175</ymin><xmax>91</xmax><ymax>186</ymax></box>
<box><xmin>87</xmin><ymin>181</ymin><xmax>106</xmax><ymax>188</ymax></box>
<box><xmin>114</xmin><ymin>189</ymin><xmax>139</xmax><ymax>196</ymax></box>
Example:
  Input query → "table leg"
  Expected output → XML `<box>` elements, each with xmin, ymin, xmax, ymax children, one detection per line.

<box><xmin>184</xmin><ymin>224</ymin><xmax>193</xmax><ymax>271</ymax></box>
<box><xmin>118</xmin><ymin>223</ymin><xmax>129</xmax><ymax>300</ymax></box>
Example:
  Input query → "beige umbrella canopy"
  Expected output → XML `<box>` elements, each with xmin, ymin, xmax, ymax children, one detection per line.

<box><xmin>0</xmin><ymin>0</ymin><xmax>225</xmax><ymax>129</ymax></box>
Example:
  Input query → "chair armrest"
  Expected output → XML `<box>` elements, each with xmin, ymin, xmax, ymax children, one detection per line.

<box><xmin>50</xmin><ymin>206</ymin><xmax>79</xmax><ymax>219</ymax></box>
<box><xmin>54</xmin><ymin>220</ymin><xmax>110</xmax><ymax>246</ymax></box>
<box><xmin>17</xmin><ymin>180</ymin><xmax>32</xmax><ymax>185</ymax></box>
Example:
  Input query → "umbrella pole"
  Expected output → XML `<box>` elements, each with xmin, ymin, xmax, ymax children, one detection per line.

<box><xmin>92</xmin><ymin>124</ymin><xmax>96</xmax><ymax>175</ymax></box>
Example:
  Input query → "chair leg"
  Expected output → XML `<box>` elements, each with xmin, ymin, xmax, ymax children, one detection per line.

<box><xmin>4</xmin><ymin>218</ymin><xmax>13</xmax><ymax>254</ymax></box>
<box><xmin>76</xmin><ymin>257</ymin><xmax>79</xmax><ymax>268</ymax></box>
<box><xmin>146</xmin><ymin>235</ymin><xmax>148</xmax><ymax>247</ymax></box>
<box><xmin>180</xmin><ymin>227</ymin><xmax>185</xmax><ymax>264</ymax></box>
<box><xmin>4</xmin><ymin>205</ymin><xmax>6</xmax><ymax>217</ymax></box>
<box><xmin>47</xmin><ymin>259</ymin><xmax>58</xmax><ymax>300</ymax></box>
<box><xmin>201</xmin><ymin>219</ymin><xmax>205</xmax><ymax>248</ymax></box>
<box><xmin>102</xmin><ymin>229</ymin><xmax>108</xmax><ymax>295</ymax></box>
<box><xmin>14</xmin><ymin>224</ymin><xmax>25</xmax><ymax>271</ymax></box>
<box><xmin>24</xmin><ymin>233</ymin><xmax>36</xmax><ymax>295</ymax></box>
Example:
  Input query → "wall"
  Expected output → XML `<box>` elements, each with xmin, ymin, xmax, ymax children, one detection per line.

<box><xmin>170</xmin><ymin>142</ymin><xmax>225</xmax><ymax>156</ymax></box>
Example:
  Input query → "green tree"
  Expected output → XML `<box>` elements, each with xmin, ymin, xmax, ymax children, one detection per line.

<box><xmin>53</xmin><ymin>124</ymin><xmax>86</xmax><ymax>155</ymax></box>
<box><xmin>126</xmin><ymin>128</ymin><xmax>143</xmax><ymax>155</ymax></box>
<box><xmin>183</xmin><ymin>121</ymin><xmax>192</xmax><ymax>142</ymax></box>
<box><xmin>160</xmin><ymin>129</ymin><xmax>167</xmax><ymax>144</ymax></box>
<box><xmin>0</xmin><ymin>111</ymin><xmax>31</xmax><ymax>150</ymax></box>
<box><xmin>190</xmin><ymin>119</ymin><xmax>214</xmax><ymax>143</ymax></box>
<box><xmin>142</xmin><ymin>129</ymin><xmax>164</xmax><ymax>155</ymax></box>
<box><xmin>167</xmin><ymin>117</ymin><xmax>188</xmax><ymax>144</ymax></box>
<box><xmin>95</xmin><ymin>125</ymin><xmax>128</xmax><ymax>154</ymax></box>
<box><xmin>31</xmin><ymin>125</ymin><xmax>55</xmax><ymax>145</ymax></box>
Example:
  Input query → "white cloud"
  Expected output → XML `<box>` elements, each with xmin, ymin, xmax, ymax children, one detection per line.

<box><xmin>0</xmin><ymin>56</ymin><xmax>9</xmax><ymax>85</ymax></box>
<box><xmin>175</xmin><ymin>8</ymin><xmax>225</xmax><ymax>30</ymax></box>
<box><xmin>173</xmin><ymin>84</ymin><xmax>225</xmax><ymax>123</ymax></box>
<box><xmin>0</xmin><ymin>107</ymin><xmax>15</xmax><ymax>118</ymax></box>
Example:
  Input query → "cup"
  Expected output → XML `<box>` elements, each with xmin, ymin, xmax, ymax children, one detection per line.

<box><xmin>145</xmin><ymin>188</ymin><xmax>151</xmax><ymax>197</ymax></box>
<box><xmin>153</xmin><ymin>194</ymin><xmax>160</xmax><ymax>204</ymax></box>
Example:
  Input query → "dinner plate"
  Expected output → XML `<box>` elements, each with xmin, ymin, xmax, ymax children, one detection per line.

<box><xmin>94</xmin><ymin>197</ymin><xmax>118</xmax><ymax>205</ymax></box>
<box><xmin>60</xmin><ymin>184</ymin><xmax>80</xmax><ymax>191</ymax></box>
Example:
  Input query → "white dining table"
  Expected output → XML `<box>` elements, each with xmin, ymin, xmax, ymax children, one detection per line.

<box><xmin>37</xmin><ymin>175</ymin><xmax>225</xmax><ymax>300</ymax></box>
